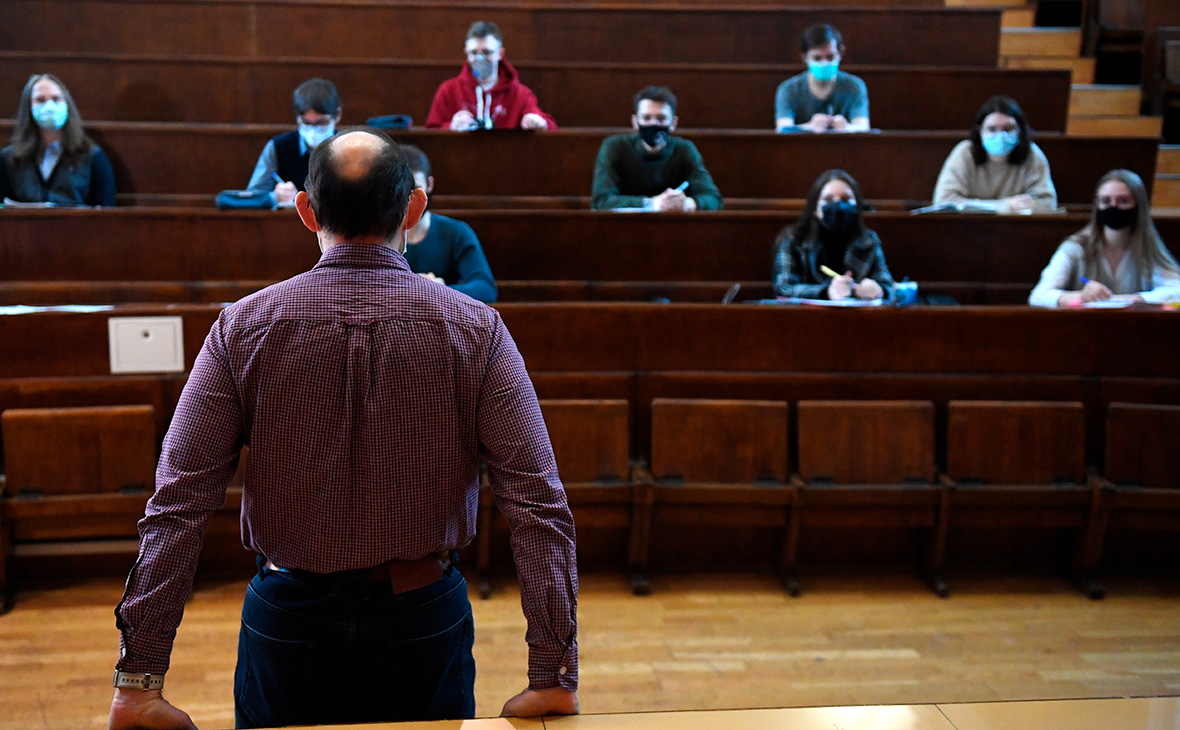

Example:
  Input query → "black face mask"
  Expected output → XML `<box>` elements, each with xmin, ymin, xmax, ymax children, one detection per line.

<box><xmin>1096</xmin><ymin>205</ymin><xmax>1137</xmax><ymax>231</ymax></box>
<box><xmin>637</xmin><ymin>124</ymin><xmax>671</xmax><ymax>148</ymax></box>
<box><xmin>819</xmin><ymin>200</ymin><xmax>858</xmax><ymax>234</ymax></box>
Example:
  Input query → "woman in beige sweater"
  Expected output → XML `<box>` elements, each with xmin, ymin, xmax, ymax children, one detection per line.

<box><xmin>1029</xmin><ymin>169</ymin><xmax>1180</xmax><ymax>307</ymax></box>
<box><xmin>932</xmin><ymin>96</ymin><xmax>1057</xmax><ymax>214</ymax></box>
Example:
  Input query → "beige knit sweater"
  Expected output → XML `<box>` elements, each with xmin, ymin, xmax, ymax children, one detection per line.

<box><xmin>932</xmin><ymin>140</ymin><xmax>1057</xmax><ymax>210</ymax></box>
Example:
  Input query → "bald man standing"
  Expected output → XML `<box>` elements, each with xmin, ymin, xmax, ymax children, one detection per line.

<box><xmin>108</xmin><ymin>130</ymin><xmax>579</xmax><ymax>730</ymax></box>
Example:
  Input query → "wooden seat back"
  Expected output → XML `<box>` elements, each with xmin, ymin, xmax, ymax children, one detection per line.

<box><xmin>947</xmin><ymin>401</ymin><xmax>1086</xmax><ymax>485</ymax></box>
<box><xmin>538</xmin><ymin>399</ymin><xmax>630</xmax><ymax>483</ymax></box>
<box><xmin>797</xmin><ymin>401</ymin><xmax>936</xmax><ymax>484</ymax></box>
<box><xmin>651</xmin><ymin>399</ymin><xmax>788</xmax><ymax>484</ymax></box>
<box><xmin>2</xmin><ymin>405</ymin><xmax>156</xmax><ymax>497</ymax></box>
<box><xmin>1105</xmin><ymin>403</ymin><xmax>1180</xmax><ymax>489</ymax></box>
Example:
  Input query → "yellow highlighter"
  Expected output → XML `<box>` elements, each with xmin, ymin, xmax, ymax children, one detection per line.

<box><xmin>820</xmin><ymin>265</ymin><xmax>842</xmax><ymax>279</ymax></box>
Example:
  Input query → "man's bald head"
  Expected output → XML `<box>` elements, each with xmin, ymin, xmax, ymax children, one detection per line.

<box><xmin>305</xmin><ymin>128</ymin><xmax>415</xmax><ymax>242</ymax></box>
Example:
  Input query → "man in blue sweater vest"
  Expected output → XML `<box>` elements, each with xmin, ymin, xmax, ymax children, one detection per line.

<box><xmin>247</xmin><ymin>78</ymin><xmax>343</xmax><ymax>205</ymax></box>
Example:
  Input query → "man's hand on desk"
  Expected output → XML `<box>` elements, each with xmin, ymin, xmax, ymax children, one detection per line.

<box><xmin>109</xmin><ymin>688</ymin><xmax>197</xmax><ymax>730</ymax></box>
<box><xmin>501</xmin><ymin>687</ymin><xmax>580</xmax><ymax>718</ymax></box>
<box><xmin>273</xmin><ymin>182</ymin><xmax>298</xmax><ymax>205</ymax></box>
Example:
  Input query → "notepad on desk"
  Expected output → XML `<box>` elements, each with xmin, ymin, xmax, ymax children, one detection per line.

<box><xmin>765</xmin><ymin>297</ymin><xmax>886</xmax><ymax>307</ymax></box>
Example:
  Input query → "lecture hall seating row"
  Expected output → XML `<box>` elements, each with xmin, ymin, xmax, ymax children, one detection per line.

<box><xmin>4</xmin><ymin>384</ymin><xmax>1179</xmax><ymax>604</ymax></box>
<box><xmin>2</xmin><ymin>210</ymin><xmax>1178</xmax><ymax>305</ymax></box>
<box><xmin>0</xmin><ymin>124</ymin><xmax>1156</xmax><ymax>207</ymax></box>
<box><xmin>0</xmin><ymin>52</ymin><xmax>1074</xmax><ymax>133</ymax></box>
<box><xmin>479</xmin><ymin>397</ymin><xmax>1180</xmax><ymax>598</ymax></box>
<box><xmin>0</xmin><ymin>303</ymin><xmax>1175</xmax><ymax>604</ymax></box>
<box><xmin>3</xmin><ymin>1</ymin><xmax>1002</xmax><ymax>66</ymax></box>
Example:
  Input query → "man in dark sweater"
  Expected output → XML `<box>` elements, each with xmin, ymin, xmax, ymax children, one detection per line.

<box><xmin>591</xmin><ymin>86</ymin><xmax>723</xmax><ymax>212</ymax></box>
<box><xmin>400</xmin><ymin>145</ymin><xmax>498</xmax><ymax>303</ymax></box>
<box><xmin>247</xmin><ymin>79</ymin><xmax>343</xmax><ymax>205</ymax></box>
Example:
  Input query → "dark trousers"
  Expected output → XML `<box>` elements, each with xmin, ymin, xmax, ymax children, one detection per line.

<box><xmin>234</xmin><ymin>557</ymin><xmax>476</xmax><ymax>728</ymax></box>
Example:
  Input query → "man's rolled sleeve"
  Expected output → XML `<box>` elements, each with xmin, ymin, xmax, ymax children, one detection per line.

<box><xmin>476</xmin><ymin>313</ymin><xmax>579</xmax><ymax>691</ymax></box>
<box><xmin>114</xmin><ymin>315</ymin><xmax>244</xmax><ymax>673</ymax></box>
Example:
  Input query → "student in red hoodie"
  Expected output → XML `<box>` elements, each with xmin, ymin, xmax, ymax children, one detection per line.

<box><xmin>425</xmin><ymin>21</ymin><xmax>557</xmax><ymax>131</ymax></box>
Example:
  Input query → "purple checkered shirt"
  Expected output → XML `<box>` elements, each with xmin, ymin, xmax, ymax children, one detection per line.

<box><xmin>114</xmin><ymin>243</ymin><xmax>578</xmax><ymax>691</ymax></box>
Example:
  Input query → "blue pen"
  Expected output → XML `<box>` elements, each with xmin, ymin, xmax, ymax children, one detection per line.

<box><xmin>272</xmin><ymin>172</ymin><xmax>285</xmax><ymax>186</ymax></box>
<box><xmin>675</xmin><ymin>181</ymin><xmax>689</xmax><ymax>193</ymax></box>
<box><xmin>1080</xmin><ymin>276</ymin><xmax>1091</xmax><ymax>285</ymax></box>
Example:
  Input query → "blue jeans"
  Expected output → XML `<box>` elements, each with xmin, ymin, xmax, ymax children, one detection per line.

<box><xmin>234</xmin><ymin>557</ymin><xmax>476</xmax><ymax>728</ymax></box>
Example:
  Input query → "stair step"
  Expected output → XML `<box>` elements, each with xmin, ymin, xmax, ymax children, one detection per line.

<box><xmin>1003</xmin><ymin>55</ymin><xmax>1096</xmax><ymax>83</ymax></box>
<box><xmin>1067</xmin><ymin>115</ymin><xmax>1163</xmax><ymax>137</ymax></box>
<box><xmin>1069</xmin><ymin>85</ymin><xmax>1142</xmax><ymax>116</ymax></box>
<box><xmin>1152</xmin><ymin>174</ymin><xmax>1180</xmax><ymax>208</ymax></box>
<box><xmin>1001</xmin><ymin>28</ymin><xmax>1083</xmax><ymax>57</ymax></box>
<box><xmin>1002</xmin><ymin>7</ymin><xmax>1037</xmax><ymax>27</ymax></box>
<box><xmin>1157</xmin><ymin>145</ymin><xmax>1180</xmax><ymax>174</ymax></box>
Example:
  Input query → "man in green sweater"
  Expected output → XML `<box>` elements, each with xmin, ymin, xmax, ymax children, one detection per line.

<box><xmin>591</xmin><ymin>86</ymin><xmax>723</xmax><ymax>212</ymax></box>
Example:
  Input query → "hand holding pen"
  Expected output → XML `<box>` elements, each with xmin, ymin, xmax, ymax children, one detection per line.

<box><xmin>821</xmin><ymin>264</ymin><xmax>882</xmax><ymax>301</ymax></box>
<box><xmin>272</xmin><ymin>172</ymin><xmax>298</xmax><ymax>205</ymax></box>
<box><xmin>649</xmin><ymin>180</ymin><xmax>694</xmax><ymax>212</ymax></box>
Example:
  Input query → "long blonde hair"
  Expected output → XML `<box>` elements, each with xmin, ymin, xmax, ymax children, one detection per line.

<box><xmin>1068</xmin><ymin>169</ymin><xmax>1180</xmax><ymax>287</ymax></box>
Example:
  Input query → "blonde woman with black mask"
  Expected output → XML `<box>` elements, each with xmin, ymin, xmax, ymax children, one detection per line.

<box><xmin>1029</xmin><ymin>169</ymin><xmax>1180</xmax><ymax>307</ymax></box>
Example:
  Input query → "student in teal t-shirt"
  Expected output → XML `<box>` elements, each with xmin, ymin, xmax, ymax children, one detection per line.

<box><xmin>775</xmin><ymin>24</ymin><xmax>870</xmax><ymax>134</ymax></box>
<box><xmin>591</xmin><ymin>86</ymin><xmax>723</xmax><ymax>212</ymax></box>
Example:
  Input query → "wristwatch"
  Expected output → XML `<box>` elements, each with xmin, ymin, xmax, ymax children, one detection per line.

<box><xmin>112</xmin><ymin>670</ymin><xmax>165</xmax><ymax>690</ymax></box>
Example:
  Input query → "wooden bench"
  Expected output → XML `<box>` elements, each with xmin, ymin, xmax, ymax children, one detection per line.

<box><xmin>3</xmin><ymin>1</ymin><xmax>1002</xmax><ymax>66</ymax></box>
<box><xmin>1086</xmin><ymin>403</ymin><xmax>1180</xmax><ymax>570</ymax></box>
<box><xmin>944</xmin><ymin>400</ymin><xmax>1103</xmax><ymax>597</ymax></box>
<box><xmin>0</xmin><ymin>52</ymin><xmax>1071</xmax><ymax>132</ymax></box>
<box><xmin>786</xmin><ymin>401</ymin><xmax>946</xmax><ymax>595</ymax></box>
<box><xmin>476</xmin><ymin>399</ymin><xmax>639</xmax><ymax>597</ymax></box>
<box><xmin>0</xmin><ymin>124</ymin><xmax>1158</xmax><ymax>207</ymax></box>
<box><xmin>641</xmin><ymin>398</ymin><xmax>794</xmax><ymax>594</ymax></box>
<box><xmin>0</xmin><ymin>405</ymin><xmax>156</xmax><ymax>610</ymax></box>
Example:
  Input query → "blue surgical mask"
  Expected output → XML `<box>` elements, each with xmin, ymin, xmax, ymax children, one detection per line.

<box><xmin>298</xmin><ymin>120</ymin><xmax>335</xmax><ymax>149</ymax></box>
<box><xmin>808</xmin><ymin>60</ymin><xmax>839</xmax><ymax>83</ymax></box>
<box><xmin>32</xmin><ymin>100</ymin><xmax>69</xmax><ymax>131</ymax></box>
<box><xmin>470</xmin><ymin>57</ymin><xmax>496</xmax><ymax>81</ymax></box>
<box><xmin>981</xmin><ymin>130</ymin><xmax>1019</xmax><ymax>158</ymax></box>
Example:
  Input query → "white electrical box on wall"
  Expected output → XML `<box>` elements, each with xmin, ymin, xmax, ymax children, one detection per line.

<box><xmin>109</xmin><ymin>317</ymin><xmax>185</xmax><ymax>374</ymax></box>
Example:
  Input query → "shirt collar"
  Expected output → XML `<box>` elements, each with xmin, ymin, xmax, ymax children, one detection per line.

<box><xmin>312</xmin><ymin>242</ymin><xmax>412</xmax><ymax>271</ymax></box>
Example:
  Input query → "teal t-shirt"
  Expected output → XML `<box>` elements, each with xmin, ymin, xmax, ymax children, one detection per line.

<box><xmin>774</xmin><ymin>71</ymin><xmax>869</xmax><ymax>128</ymax></box>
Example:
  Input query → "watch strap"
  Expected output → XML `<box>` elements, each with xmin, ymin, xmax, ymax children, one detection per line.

<box><xmin>112</xmin><ymin>670</ymin><xmax>164</xmax><ymax>690</ymax></box>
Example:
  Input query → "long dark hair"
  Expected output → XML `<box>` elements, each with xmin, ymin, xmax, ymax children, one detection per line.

<box><xmin>1069</xmin><ymin>169</ymin><xmax>1180</xmax><ymax>287</ymax></box>
<box><xmin>968</xmin><ymin>95</ymin><xmax>1031</xmax><ymax>166</ymax></box>
<box><xmin>780</xmin><ymin>169</ymin><xmax>868</xmax><ymax>243</ymax></box>
<box><xmin>9</xmin><ymin>74</ymin><xmax>92</xmax><ymax>163</ymax></box>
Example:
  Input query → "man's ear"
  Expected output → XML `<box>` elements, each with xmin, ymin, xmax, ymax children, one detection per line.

<box><xmin>669</xmin><ymin>115</ymin><xmax>679</xmax><ymax>132</ymax></box>
<box><xmin>333</xmin><ymin>107</ymin><xmax>343</xmax><ymax>123</ymax></box>
<box><xmin>426</xmin><ymin>175</ymin><xmax>435</xmax><ymax>195</ymax></box>
<box><xmin>403</xmin><ymin>187</ymin><xmax>428</xmax><ymax>231</ymax></box>
<box><xmin>295</xmin><ymin>191</ymin><xmax>319</xmax><ymax>233</ymax></box>
<box><xmin>631</xmin><ymin>114</ymin><xmax>640</xmax><ymax>131</ymax></box>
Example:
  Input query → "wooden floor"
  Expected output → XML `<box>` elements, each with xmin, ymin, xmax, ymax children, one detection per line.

<box><xmin>289</xmin><ymin>698</ymin><xmax>1180</xmax><ymax>730</ymax></box>
<box><xmin>3</xmin><ymin>570</ymin><xmax>1180</xmax><ymax>729</ymax></box>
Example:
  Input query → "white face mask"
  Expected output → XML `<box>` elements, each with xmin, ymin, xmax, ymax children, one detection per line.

<box><xmin>299</xmin><ymin>120</ymin><xmax>335</xmax><ymax>149</ymax></box>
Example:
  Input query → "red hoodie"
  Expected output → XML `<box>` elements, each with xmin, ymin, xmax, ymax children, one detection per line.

<box><xmin>425</xmin><ymin>59</ymin><xmax>558</xmax><ymax>130</ymax></box>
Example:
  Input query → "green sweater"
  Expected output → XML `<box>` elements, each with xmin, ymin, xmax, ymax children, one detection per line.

<box><xmin>591</xmin><ymin>134</ymin><xmax>724</xmax><ymax>210</ymax></box>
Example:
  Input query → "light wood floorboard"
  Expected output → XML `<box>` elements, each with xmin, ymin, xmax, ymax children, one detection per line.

<box><xmin>2</xmin><ymin>572</ymin><xmax>1180</xmax><ymax>729</ymax></box>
